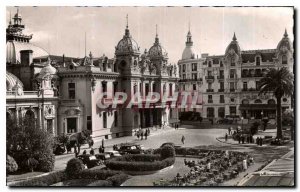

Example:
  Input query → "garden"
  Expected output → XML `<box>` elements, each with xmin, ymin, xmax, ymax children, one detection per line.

<box><xmin>153</xmin><ymin>147</ymin><xmax>254</xmax><ymax>186</ymax></box>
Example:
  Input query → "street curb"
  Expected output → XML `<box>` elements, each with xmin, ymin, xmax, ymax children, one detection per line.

<box><xmin>215</xmin><ymin>137</ymin><xmax>262</xmax><ymax>147</ymax></box>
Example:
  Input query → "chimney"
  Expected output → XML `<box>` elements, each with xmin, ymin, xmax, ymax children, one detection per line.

<box><xmin>20</xmin><ymin>50</ymin><xmax>33</xmax><ymax>65</ymax></box>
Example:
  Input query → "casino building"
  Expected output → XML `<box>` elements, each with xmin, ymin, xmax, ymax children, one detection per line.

<box><xmin>6</xmin><ymin>10</ymin><xmax>179</xmax><ymax>138</ymax></box>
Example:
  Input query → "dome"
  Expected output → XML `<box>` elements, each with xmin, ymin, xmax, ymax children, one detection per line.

<box><xmin>148</xmin><ymin>35</ymin><xmax>168</xmax><ymax>59</ymax></box>
<box><xmin>38</xmin><ymin>58</ymin><xmax>57</xmax><ymax>78</ymax></box>
<box><xmin>182</xmin><ymin>46</ymin><xmax>198</xmax><ymax>60</ymax></box>
<box><xmin>225</xmin><ymin>33</ymin><xmax>241</xmax><ymax>55</ymax></box>
<box><xmin>6</xmin><ymin>41</ymin><xmax>49</xmax><ymax>64</ymax></box>
<box><xmin>115</xmin><ymin>27</ymin><xmax>140</xmax><ymax>55</ymax></box>
<box><xmin>6</xmin><ymin>71</ymin><xmax>24</xmax><ymax>91</ymax></box>
<box><xmin>277</xmin><ymin>29</ymin><xmax>293</xmax><ymax>52</ymax></box>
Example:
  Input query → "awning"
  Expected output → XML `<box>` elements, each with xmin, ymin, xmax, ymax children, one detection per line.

<box><xmin>239</xmin><ymin>104</ymin><xmax>276</xmax><ymax>110</ymax></box>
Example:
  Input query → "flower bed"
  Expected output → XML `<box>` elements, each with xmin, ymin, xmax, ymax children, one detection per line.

<box><xmin>154</xmin><ymin>148</ymin><xmax>254</xmax><ymax>186</ymax></box>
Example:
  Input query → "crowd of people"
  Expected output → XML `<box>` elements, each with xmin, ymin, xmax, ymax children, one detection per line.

<box><xmin>226</xmin><ymin>126</ymin><xmax>264</xmax><ymax>146</ymax></box>
<box><xmin>135</xmin><ymin>128</ymin><xmax>151</xmax><ymax>140</ymax></box>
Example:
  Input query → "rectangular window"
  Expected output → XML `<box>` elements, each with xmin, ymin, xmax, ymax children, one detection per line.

<box><xmin>183</xmin><ymin>64</ymin><xmax>186</xmax><ymax>72</ymax></box>
<box><xmin>192</xmin><ymin>73</ymin><xmax>197</xmax><ymax>80</ymax></box>
<box><xmin>256</xmin><ymin>81</ymin><xmax>260</xmax><ymax>90</ymax></box>
<box><xmin>103</xmin><ymin>112</ymin><xmax>107</xmax><ymax>128</ymax></box>
<box><xmin>220</xmin><ymin>82</ymin><xmax>224</xmax><ymax>90</ymax></box>
<box><xmin>183</xmin><ymin>74</ymin><xmax>186</xmax><ymax>79</ymax></box>
<box><xmin>145</xmin><ymin>83</ymin><xmax>150</xmax><ymax>96</ymax></box>
<box><xmin>243</xmin><ymin>82</ymin><xmax>248</xmax><ymax>90</ymax></box>
<box><xmin>230</xmin><ymin>69</ymin><xmax>235</xmax><ymax>78</ymax></box>
<box><xmin>208</xmin><ymin>71</ymin><xmax>212</xmax><ymax>76</ymax></box>
<box><xmin>220</xmin><ymin>61</ymin><xmax>223</xmax><ymax>67</ymax></box>
<box><xmin>169</xmin><ymin>84</ymin><xmax>173</xmax><ymax>96</ymax></box>
<box><xmin>113</xmin><ymin>82</ymin><xmax>118</xmax><ymax>96</ymax></box>
<box><xmin>67</xmin><ymin>118</ymin><xmax>77</xmax><ymax>133</ymax></box>
<box><xmin>68</xmin><ymin>83</ymin><xmax>75</xmax><ymax>99</ymax></box>
<box><xmin>87</xmin><ymin>116</ymin><xmax>92</xmax><ymax>131</ymax></box>
<box><xmin>230</xmin><ymin>106</ymin><xmax>236</xmax><ymax>115</ymax></box>
<box><xmin>208</xmin><ymin>95</ymin><xmax>213</xmax><ymax>103</ymax></box>
<box><xmin>47</xmin><ymin>119</ymin><xmax>53</xmax><ymax>134</ymax></box>
<box><xmin>114</xmin><ymin>111</ymin><xmax>118</xmax><ymax>127</ymax></box>
<box><xmin>230</xmin><ymin>82</ymin><xmax>235</xmax><ymax>90</ymax></box>
<box><xmin>193</xmin><ymin>84</ymin><xmax>197</xmax><ymax>91</ymax></box>
<box><xmin>192</xmin><ymin>63</ymin><xmax>197</xmax><ymax>71</ymax></box>
<box><xmin>220</xmin><ymin>95</ymin><xmax>225</xmax><ymax>103</ymax></box>
<box><xmin>102</xmin><ymin>82</ymin><xmax>107</xmax><ymax>98</ymax></box>
<box><xmin>219</xmin><ymin>70</ymin><xmax>224</xmax><ymax>78</ymax></box>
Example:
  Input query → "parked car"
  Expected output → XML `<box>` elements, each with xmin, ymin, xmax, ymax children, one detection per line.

<box><xmin>160</xmin><ymin>142</ymin><xmax>182</xmax><ymax>149</ymax></box>
<box><xmin>77</xmin><ymin>154</ymin><xmax>101</xmax><ymax>168</ymax></box>
<box><xmin>95</xmin><ymin>153</ymin><xmax>111</xmax><ymax>161</ymax></box>
<box><xmin>116</xmin><ymin>143</ymin><xmax>144</xmax><ymax>155</ymax></box>
<box><xmin>105</xmin><ymin>150</ymin><xmax>122</xmax><ymax>158</ymax></box>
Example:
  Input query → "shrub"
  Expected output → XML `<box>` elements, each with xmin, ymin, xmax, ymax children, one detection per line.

<box><xmin>105</xmin><ymin>155</ymin><xmax>175</xmax><ymax>172</ymax></box>
<box><xmin>7</xmin><ymin>116</ymin><xmax>55</xmax><ymax>172</ymax></box>
<box><xmin>160</xmin><ymin>145</ymin><xmax>175</xmax><ymax>159</ymax></box>
<box><xmin>36</xmin><ymin>153</ymin><xmax>55</xmax><ymax>172</ymax></box>
<box><xmin>65</xmin><ymin>158</ymin><xmax>84</xmax><ymax>178</ymax></box>
<box><xmin>6</xmin><ymin>155</ymin><xmax>18</xmax><ymax>174</ymax></box>
<box><xmin>10</xmin><ymin>171</ymin><xmax>66</xmax><ymax>186</ymax></box>
<box><xmin>107</xmin><ymin>173</ymin><xmax>129</xmax><ymax>186</ymax></box>
<box><xmin>153</xmin><ymin>148</ymin><xmax>161</xmax><ymax>155</ymax></box>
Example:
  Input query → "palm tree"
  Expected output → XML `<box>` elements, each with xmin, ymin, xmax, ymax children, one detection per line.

<box><xmin>258</xmin><ymin>67</ymin><xmax>294</xmax><ymax>139</ymax></box>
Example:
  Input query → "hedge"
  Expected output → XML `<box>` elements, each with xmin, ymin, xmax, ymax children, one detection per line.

<box><xmin>65</xmin><ymin>158</ymin><xmax>84</xmax><ymax>178</ymax></box>
<box><xmin>10</xmin><ymin>168</ymin><xmax>129</xmax><ymax>187</ymax></box>
<box><xmin>105</xmin><ymin>155</ymin><xmax>175</xmax><ymax>172</ymax></box>
<box><xmin>7</xmin><ymin>155</ymin><xmax>18</xmax><ymax>174</ymax></box>
<box><xmin>10</xmin><ymin>171</ymin><xmax>66</xmax><ymax>186</ymax></box>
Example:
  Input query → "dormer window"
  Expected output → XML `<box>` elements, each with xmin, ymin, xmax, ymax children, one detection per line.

<box><xmin>256</xmin><ymin>56</ymin><xmax>261</xmax><ymax>66</ymax></box>
<box><xmin>282</xmin><ymin>55</ymin><xmax>288</xmax><ymax>64</ymax></box>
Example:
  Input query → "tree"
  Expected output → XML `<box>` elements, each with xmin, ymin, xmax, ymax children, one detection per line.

<box><xmin>258</xmin><ymin>67</ymin><xmax>294</xmax><ymax>139</ymax></box>
<box><xmin>7</xmin><ymin>115</ymin><xmax>55</xmax><ymax>172</ymax></box>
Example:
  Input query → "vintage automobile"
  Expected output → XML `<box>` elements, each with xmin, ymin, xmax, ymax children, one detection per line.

<box><xmin>116</xmin><ymin>143</ymin><xmax>144</xmax><ymax>155</ymax></box>
<box><xmin>77</xmin><ymin>154</ymin><xmax>101</xmax><ymax>168</ymax></box>
<box><xmin>160</xmin><ymin>142</ymin><xmax>182</xmax><ymax>149</ymax></box>
<box><xmin>95</xmin><ymin>153</ymin><xmax>111</xmax><ymax>161</ymax></box>
<box><xmin>105</xmin><ymin>150</ymin><xmax>122</xmax><ymax>158</ymax></box>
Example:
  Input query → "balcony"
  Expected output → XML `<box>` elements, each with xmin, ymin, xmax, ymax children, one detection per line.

<box><xmin>242</xmin><ymin>88</ymin><xmax>258</xmax><ymax>92</ymax></box>
<box><xmin>205</xmin><ymin>76</ymin><xmax>215</xmax><ymax>80</ymax></box>
<box><xmin>206</xmin><ymin>89</ymin><xmax>214</xmax><ymax>92</ymax></box>
<box><xmin>179</xmin><ymin>78</ymin><xmax>202</xmax><ymax>82</ymax></box>
<box><xmin>217</xmin><ymin>75</ymin><xmax>224</xmax><ymax>79</ymax></box>
<box><xmin>230</xmin><ymin>89</ymin><xmax>235</xmax><ymax>92</ymax></box>
<box><xmin>218</xmin><ymin>89</ymin><xmax>224</xmax><ymax>92</ymax></box>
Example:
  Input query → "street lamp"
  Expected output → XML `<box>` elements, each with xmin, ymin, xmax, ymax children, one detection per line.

<box><xmin>241</xmin><ymin>117</ymin><xmax>244</xmax><ymax>134</ymax></box>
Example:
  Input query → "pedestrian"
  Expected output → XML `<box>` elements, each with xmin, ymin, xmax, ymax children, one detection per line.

<box><xmin>102</xmin><ymin>138</ymin><xmax>105</xmax><ymax>148</ymax></box>
<box><xmin>228</xmin><ymin>127</ymin><xmax>231</xmax><ymax>135</ymax></box>
<box><xmin>90</xmin><ymin>148</ymin><xmax>95</xmax><ymax>155</ymax></box>
<box><xmin>181</xmin><ymin>135</ymin><xmax>185</xmax><ymax>144</ymax></box>
<box><xmin>66</xmin><ymin>143</ymin><xmax>71</xmax><ymax>154</ymax></box>
<box><xmin>256</xmin><ymin>137</ymin><xmax>259</xmax><ymax>145</ymax></box>
<box><xmin>74</xmin><ymin>144</ymin><xmax>78</xmax><ymax>158</ymax></box>
<box><xmin>238</xmin><ymin>134</ymin><xmax>241</xmax><ymax>144</ymax></box>
<box><xmin>225</xmin><ymin>133</ymin><xmax>228</xmax><ymax>142</ymax></box>
<box><xmin>141</xmin><ymin>131</ymin><xmax>144</xmax><ymax>140</ymax></box>
<box><xmin>159</xmin><ymin>122</ymin><xmax>162</xmax><ymax>129</ymax></box>
<box><xmin>147</xmin><ymin>128</ymin><xmax>150</xmax><ymax>135</ymax></box>
<box><xmin>137</xmin><ymin>132</ymin><xmax>140</xmax><ymax>140</ymax></box>
<box><xmin>145</xmin><ymin>130</ymin><xmax>148</xmax><ymax>140</ymax></box>
<box><xmin>260</xmin><ymin>137</ymin><xmax>263</xmax><ymax>146</ymax></box>
<box><xmin>82</xmin><ymin>150</ymin><xmax>87</xmax><ymax>155</ymax></box>
<box><xmin>99</xmin><ymin>146</ymin><xmax>103</xmax><ymax>153</ymax></box>
<box><xmin>241</xmin><ymin>135</ymin><xmax>245</xmax><ymax>144</ymax></box>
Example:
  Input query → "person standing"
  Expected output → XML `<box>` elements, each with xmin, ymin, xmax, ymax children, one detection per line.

<box><xmin>145</xmin><ymin>130</ymin><xmax>148</xmax><ymax>140</ymax></box>
<box><xmin>141</xmin><ymin>131</ymin><xmax>144</xmax><ymax>140</ymax></box>
<box><xmin>228</xmin><ymin>127</ymin><xmax>231</xmax><ymax>135</ymax></box>
<box><xmin>181</xmin><ymin>135</ymin><xmax>185</xmax><ymax>144</ymax></box>
<box><xmin>102</xmin><ymin>138</ymin><xmax>105</xmax><ymax>148</ymax></box>
<box><xmin>225</xmin><ymin>133</ymin><xmax>228</xmax><ymax>142</ymax></box>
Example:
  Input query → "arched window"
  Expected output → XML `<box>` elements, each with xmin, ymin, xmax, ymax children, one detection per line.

<box><xmin>282</xmin><ymin>55</ymin><xmax>287</xmax><ymax>64</ymax></box>
<box><xmin>256</xmin><ymin>56</ymin><xmax>260</xmax><ymax>66</ymax></box>
<box><xmin>268</xmin><ymin>99</ymin><xmax>276</xmax><ymax>105</ymax></box>
<box><xmin>254</xmin><ymin>99</ymin><xmax>262</xmax><ymax>104</ymax></box>
<box><xmin>25</xmin><ymin>110</ymin><xmax>35</xmax><ymax>120</ymax></box>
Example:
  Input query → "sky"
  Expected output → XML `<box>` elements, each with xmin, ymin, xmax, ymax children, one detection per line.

<box><xmin>6</xmin><ymin>6</ymin><xmax>294</xmax><ymax>63</ymax></box>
